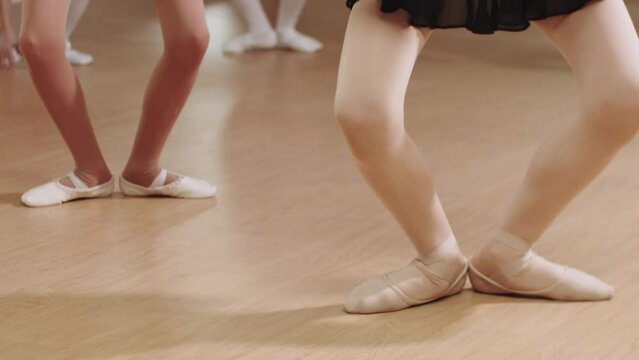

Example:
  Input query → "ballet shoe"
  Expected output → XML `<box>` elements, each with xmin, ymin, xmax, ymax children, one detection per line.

<box><xmin>21</xmin><ymin>171</ymin><xmax>114</xmax><ymax>207</ymax></box>
<box><xmin>468</xmin><ymin>254</ymin><xmax>614</xmax><ymax>301</ymax></box>
<box><xmin>0</xmin><ymin>45</ymin><xmax>21</xmax><ymax>69</ymax></box>
<box><xmin>13</xmin><ymin>47</ymin><xmax>22</xmax><ymax>64</ymax></box>
<box><xmin>223</xmin><ymin>31</ymin><xmax>278</xmax><ymax>54</ymax></box>
<box><xmin>119</xmin><ymin>169</ymin><xmax>217</xmax><ymax>199</ymax></box>
<box><xmin>66</xmin><ymin>41</ymin><xmax>93</xmax><ymax>66</ymax></box>
<box><xmin>277</xmin><ymin>29</ymin><xmax>323</xmax><ymax>53</ymax></box>
<box><xmin>344</xmin><ymin>255</ymin><xmax>468</xmax><ymax>314</ymax></box>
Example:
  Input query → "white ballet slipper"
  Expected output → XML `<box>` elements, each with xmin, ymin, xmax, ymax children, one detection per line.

<box><xmin>119</xmin><ymin>169</ymin><xmax>217</xmax><ymax>199</ymax></box>
<box><xmin>13</xmin><ymin>48</ymin><xmax>22</xmax><ymax>64</ymax></box>
<box><xmin>66</xmin><ymin>41</ymin><xmax>93</xmax><ymax>66</ymax></box>
<box><xmin>0</xmin><ymin>47</ymin><xmax>21</xmax><ymax>68</ymax></box>
<box><xmin>344</xmin><ymin>257</ymin><xmax>468</xmax><ymax>314</ymax></box>
<box><xmin>468</xmin><ymin>259</ymin><xmax>614</xmax><ymax>301</ymax></box>
<box><xmin>277</xmin><ymin>29</ymin><xmax>323</xmax><ymax>53</ymax></box>
<box><xmin>21</xmin><ymin>172</ymin><xmax>114</xmax><ymax>207</ymax></box>
<box><xmin>223</xmin><ymin>31</ymin><xmax>278</xmax><ymax>54</ymax></box>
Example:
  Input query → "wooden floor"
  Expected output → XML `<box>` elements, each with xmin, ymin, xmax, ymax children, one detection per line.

<box><xmin>1</xmin><ymin>1</ymin><xmax>638</xmax><ymax>359</ymax></box>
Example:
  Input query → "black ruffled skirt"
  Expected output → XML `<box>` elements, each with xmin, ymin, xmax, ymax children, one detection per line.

<box><xmin>346</xmin><ymin>0</ymin><xmax>594</xmax><ymax>34</ymax></box>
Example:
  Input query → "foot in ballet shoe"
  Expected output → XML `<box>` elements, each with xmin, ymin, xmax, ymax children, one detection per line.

<box><xmin>223</xmin><ymin>31</ymin><xmax>278</xmax><ymax>54</ymax></box>
<box><xmin>345</xmin><ymin>255</ymin><xmax>468</xmax><ymax>314</ymax></box>
<box><xmin>345</xmin><ymin>235</ymin><xmax>468</xmax><ymax>314</ymax></box>
<box><xmin>277</xmin><ymin>29</ymin><xmax>323</xmax><ymax>53</ymax></box>
<box><xmin>0</xmin><ymin>45</ymin><xmax>21</xmax><ymax>69</ymax></box>
<box><xmin>21</xmin><ymin>171</ymin><xmax>114</xmax><ymax>207</ymax></box>
<box><xmin>469</xmin><ymin>232</ymin><xmax>614</xmax><ymax>301</ymax></box>
<box><xmin>13</xmin><ymin>47</ymin><xmax>22</xmax><ymax>64</ymax></box>
<box><xmin>119</xmin><ymin>169</ymin><xmax>217</xmax><ymax>199</ymax></box>
<box><xmin>66</xmin><ymin>41</ymin><xmax>93</xmax><ymax>66</ymax></box>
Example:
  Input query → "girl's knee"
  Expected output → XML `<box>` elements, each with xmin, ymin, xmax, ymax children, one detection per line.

<box><xmin>584</xmin><ymin>76</ymin><xmax>639</xmax><ymax>144</ymax></box>
<box><xmin>334</xmin><ymin>93</ymin><xmax>404</xmax><ymax>161</ymax></box>
<box><xmin>19</xmin><ymin>32</ymin><xmax>65</xmax><ymax>61</ymax></box>
<box><xmin>335</xmin><ymin>91</ymin><xmax>398</xmax><ymax>132</ymax></box>
<box><xmin>164</xmin><ymin>28</ymin><xmax>210</xmax><ymax>65</ymax></box>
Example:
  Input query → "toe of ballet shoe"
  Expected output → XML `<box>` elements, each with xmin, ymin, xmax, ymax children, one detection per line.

<box><xmin>21</xmin><ymin>183</ymin><xmax>66</xmax><ymax>207</ymax></box>
<box><xmin>21</xmin><ymin>178</ymin><xmax>114</xmax><ymax>207</ymax></box>
<box><xmin>176</xmin><ymin>177</ymin><xmax>217</xmax><ymax>198</ymax></box>
<box><xmin>66</xmin><ymin>51</ymin><xmax>94</xmax><ymax>66</ymax></box>
<box><xmin>468</xmin><ymin>262</ymin><xmax>614</xmax><ymax>301</ymax></box>
<box><xmin>551</xmin><ymin>268</ymin><xmax>614</xmax><ymax>301</ymax></box>
<box><xmin>223</xmin><ymin>42</ymin><xmax>245</xmax><ymax>54</ymax></box>
<box><xmin>344</xmin><ymin>277</ymin><xmax>409</xmax><ymax>314</ymax></box>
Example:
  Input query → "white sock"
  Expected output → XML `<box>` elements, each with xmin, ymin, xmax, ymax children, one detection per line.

<box><xmin>225</xmin><ymin>0</ymin><xmax>278</xmax><ymax>54</ymax></box>
<box><xmin>233</xmin><ymin>0</ymin><xmax>273</xmax><ymax>34</ymax></box>
<box><xmin>345</xmin><ymin>233</ymin><xmax>467</xmax><ymax>314</ymax></box>
<box><xmin>63</xmin><ymin>0</ymin><xmax>93</xmax><ymax>65</ymax></box>
<box><xmin>66</xmin><ymin>0</ymin><xmax>91</xmax><ymax>38</ymax></box>
<box><xmin>275</xmin><ymin>0</ymin><xmax>323</xmax><ymax>53</ymax></box>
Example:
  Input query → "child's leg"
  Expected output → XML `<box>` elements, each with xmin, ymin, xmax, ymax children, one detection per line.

<box><xmin>64</xmin><ymin>0</ymin><xmax>93</xmax><ymax>65</ymax></box>
<box><xmin>19</xmin><ymin>0</ymin><xmax>111</xmax><ymax>187</ymax></box>
<box><xmin>122</xmin><ymin>0</ymin><xmax>211</xmax><ymax>189</ymax></box>
<box><xmin>472</xmin><ymin>0</ymin><xmax>638</xmax><ymax>300</ymax></box>
<box><xmin>335</xmin><ymin>0</ymin><xmax>465</xmax><ymax>314</ymax></box>
<box><xmin>223</xmin><ymin>0</ymin><xmax>277</xmax><ymax>54</ymax></box>
<box><xmin>276</xmin><ymin>0</ymin><xmax>322</xmax><ymax>53</ymax></box>
<box><xmin>0</xmin><ymin>0</ymin><xmax>18</xmax><ymax>69</ymax></box>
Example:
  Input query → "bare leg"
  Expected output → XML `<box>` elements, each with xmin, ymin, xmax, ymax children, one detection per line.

<box><xmin>335</xmin><ymin>0</ymin><xmax>466</xmax><ymax>314</ymax></box>
<box><xmin>471</xmin><ymin>0</ymin><xmax>638</xmax><ymax>300</ymax></box>
<box><xmin>275</xmin><ymin>0</ymin><xmax>322</xmax><ymax>53</ymax></box>
<box><xmin>0</xmin><ymin>0</ymin><xmax>19</xmax><ymax>69</ymax></box>
<box><xmin>336</xmin><ymin>0</ymin><xmax>449</xmax><ymax>257</ymax></box>
<box><xmin>122</xmin><ymin>0</ymin><xmax>210</xmax><ymax>188</ymax></box>
<box><xmin>223</xmin><ymin>0</ymin><xmax>277</xmax><ymax>54</ymax></box>
<box><xmin>19</xmin><ymin>0</ymin><xmax>111</xmax><ymax>187</ymax></box>
<box><xmin>503</xmin><ymin>1</ymin><xmax>639</xmax><ymax>241</ymax></box>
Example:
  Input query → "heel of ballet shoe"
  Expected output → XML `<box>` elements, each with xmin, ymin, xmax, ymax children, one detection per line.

<box><xmin>118</xmin><ymin>176</ymin><xmax>150</xmax><ymax>197</ymax></box>
<box><xmin>468</xmin><ymin>268</ymin><xmax>509</xmax><ymax>295</ymax></box>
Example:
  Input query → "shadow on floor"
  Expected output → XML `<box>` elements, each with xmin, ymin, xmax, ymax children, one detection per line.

<box><xmin>0</xmin><ymin>192</ymin><xmax>22</xmax><ymax>207</ymax></box>
<box><xmin>0</xmin><ymin>290</ymin><xmax>562</xmax><ymax>359</ymax></box>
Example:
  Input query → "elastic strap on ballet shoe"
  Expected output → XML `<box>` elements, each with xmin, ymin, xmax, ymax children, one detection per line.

<box><xmin>66</xmin><ymin>172</ymin><xmax>89</xmax><ymax>189</ymax></box>
<box><xmin>492</xmin><ymin>229</ymin><xmax>535</xmax><ymax>276</ymax></box>
<box><xmin>494</xmin><ymin>229</ymin><xmax>532</xmax><ymax>254</ymax></box>
<box><xmin>418</xmin><ymin>232</ymin><xmax>459</xmax><ymax>265</ymax></box>
<box><xmin>150</xmin><ymin>169</ymin><xmax>168</xmax><ymax>188</ymax></box>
